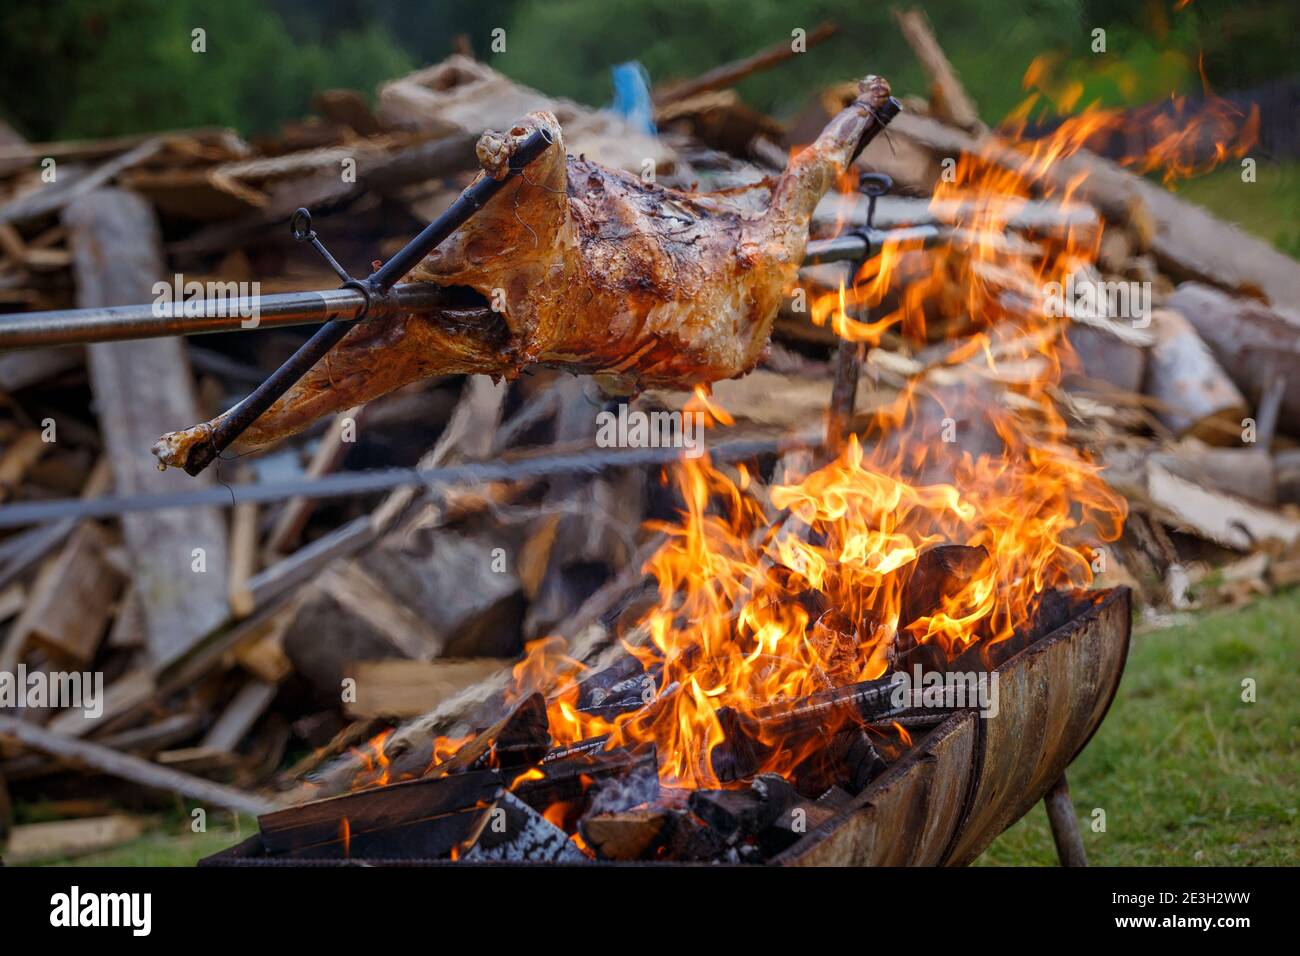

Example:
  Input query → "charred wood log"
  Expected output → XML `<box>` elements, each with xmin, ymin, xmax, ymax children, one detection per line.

<box><xmin>257</xmin><ymin>769</ymin><xmax>502</xmax><ymax>859</ymax></box>
<box><xmin>791</xmin><ymin>728</ymin><xmax>887</xmax><ymax>797</ymax></box>
<box><xmin>462</xmin><ymin>791</ymin><xmax>586</xmax><ymax>863</ymax></box>
<box><xmin>517</xmin><ymin>746</ymin><xmax>658</xmax><ymax>817</ymax></box>
<box><xmin>688</xmin><ymin>772</ymin><xmax>799</xmax><ymax>844</ymax></box>
<box><xmin>709</xmin><ymin>676</ymin><xmax>902</xmax><ymax>782</ymax></box>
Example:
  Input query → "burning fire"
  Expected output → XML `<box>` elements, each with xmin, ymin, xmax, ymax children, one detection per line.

<box><xmin>351</xmin><ymin>57</ymin><xmax>1256</xmax><ymax>801</ymax></box>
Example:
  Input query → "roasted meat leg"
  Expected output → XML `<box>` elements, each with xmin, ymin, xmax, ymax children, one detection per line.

<box><xmin>153</xmin><ymin>75</ymin><xmax>892</xmax><ymax>468</ymax></box>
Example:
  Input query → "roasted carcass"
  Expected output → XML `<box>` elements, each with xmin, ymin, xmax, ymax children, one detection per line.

<box><xmin>152</xmin><ymin>75</ymin><xmax>893</xmax><ymax>467</ymax></box>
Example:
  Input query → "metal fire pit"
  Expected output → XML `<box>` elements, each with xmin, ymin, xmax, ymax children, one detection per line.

<box><xmin>200</xmin><ymin>586</ymin><xmax>1130</xmax><ymax>867</ymax></box>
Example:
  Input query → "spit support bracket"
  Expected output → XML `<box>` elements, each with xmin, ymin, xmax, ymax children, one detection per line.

<box><xmin>824</xmin><ymin>171</ymin><xmax>893</xmax><ymax>460</ymax></box>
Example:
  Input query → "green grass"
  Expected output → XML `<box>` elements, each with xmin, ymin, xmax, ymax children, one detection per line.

<box><xmin>1171</xmin><ymin>160</ymin><xmax>1300</xmax><ymax>258</ymax></box>
<box><xmin>978</xmin><ymin>588</ymin><xmax>1300</xmax><ymax>866</ymax></box>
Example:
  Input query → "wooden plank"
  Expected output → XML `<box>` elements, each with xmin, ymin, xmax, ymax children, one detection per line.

<box><xmin>65</xmin><ymin>188</ymin><xmax>230</xmax><ymax>670</ymax></box>
<box><xmin>1145</xmin><ymin>307</ymin><xmax>1247</xmax><ymax>442</ymax></box>
<box><xmin>0</xmin><ymin>138</ymin><xmax>163</xmax><ymax>226</ymax></box>
<box><xmin>6</xmin><ymin>522</ymin><xmax>123</xmax><ymax>665</ymax></box>
<box><xmin>263</xmin><ymin>407</ymin><xmax>362</xmax><ymax>559</ymax></box>
<box><xmin>227</xmin><ymin>497</ymin><xmax>258</xmax><ymax>619</ymax></box>
<box><xmin>200</xmin><ymin>680</ymin><xmax>278</xmax><ymax>753</ymax></box>
<box><xmin>0</xmin><ymin>714</ymin><xmax>276</xmax><ymax>816</ymax></box>
<box><xmin>0</xmin><ymin>431</ymin><xmax>49</xmax><ymax>501</ymax></box>
<box><xmin>343</xmin><ymin>658</ymin><xmax>514</xmax><ymax>720</ymax></box>
<box><xmin>45</xmin><ymin>669</ymin><xmax>154</xmax><ymax>739</ymax></box>
<box><xmin>4</xmin><ymin>815</ymin><xmax>146</xmax><ymax>864</ymax></box>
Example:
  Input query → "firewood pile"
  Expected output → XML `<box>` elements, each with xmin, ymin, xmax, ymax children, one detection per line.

<box><xmin>0</xmin><ymin>12</ymin><xmax>1296</xmax><ymax>864</ymax></box>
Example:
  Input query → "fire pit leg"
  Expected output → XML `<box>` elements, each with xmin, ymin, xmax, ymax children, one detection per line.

<box><xmin>1043</xmin><ymin>773</ymin><xmax>1087</xmax><ymax>866</ymax></box>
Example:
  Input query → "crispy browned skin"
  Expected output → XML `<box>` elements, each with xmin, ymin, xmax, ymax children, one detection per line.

<box><xmin>153</xmin><ymin>75</ymin><xmax>891</xmax><ymax>468</ymax></box>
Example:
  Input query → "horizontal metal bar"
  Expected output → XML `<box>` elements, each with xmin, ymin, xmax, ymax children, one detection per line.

<box><xmin>0</xmin><ymin>227</ymin><xmax>954</xmax><ymax>352</ymax></box>
<box><xmin>0</xmin><ymin>283</ymin><xmax>455</xmax><ymax>351</ymax></box>
<box><xmin>0</xmin><ymin>432</ymin><xmax>819</xmax><ymax>529</ymax></box>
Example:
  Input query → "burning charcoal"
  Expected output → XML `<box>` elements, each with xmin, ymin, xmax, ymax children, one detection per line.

<box><xmin>258</xmin><ymin>769</ymin><xmax>503</xmax><ymax>860</ymax></box>
<box><xmin>490</xmin><ymin>691</ymin><xmax>552</xmax><ymax>769</ymax></box>
<box><xmin>898</xmin><ymin>544</ymin><xmax>989</xmax><ymax>634</ymax></box>
<box><xmin>580</xmin><ymin>808</ymin><xmax>672</xmax><ymax>861</ymax></box>
<box><xmin>688</xmin><ymin>772</ymin><xmax>798</xmax><ymax>844</ymax></box>
<box><xmin>463</xmin><ymin>791</ymin><xmax>586</xmax><ymax>863</ymax></box>
<box><xmin>662</xmin><ymin>809</ymin><xmax>728</xmax><ymax>862</ymax></box>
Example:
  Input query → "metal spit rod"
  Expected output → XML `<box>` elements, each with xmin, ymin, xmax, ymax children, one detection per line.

<box><xmin>0</xmin><ymin>227</ymin><xmax>944</xmax><ymax>351</ymax></box>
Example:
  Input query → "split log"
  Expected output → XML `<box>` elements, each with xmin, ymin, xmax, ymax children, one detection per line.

<box><xmin>296</xmin><ymin>538</ymin><xmax>664</xmax><ymax>800</ymax></box>
<box><xmin>580</xmin><ymin>808</ymin><xmax>671</xmax><ymax>860</ymax></box>
<box><xmin>1145</xmin><ymin>461</ymin><xmax>1300</xmax><ymax>550</ymax></box>
<box><xmin>281</xmin><ymin>566</ymin><xmax>443</xmax><ymax>704</ymax></box>
<box><xmin>1065</xmin><ymin>322</ymin><xmax>1148</xmax><ymax>394</ymax></box>
<box><xmin>342</xmin><ymin>659</ymin><xmax>514</xmax><ymax>721</ymax></box>
<box><xmin>1144</xmin><ymin>307</ymin><xmax>1247</xmax><ymax>443</ymax></box>
<box><xmin>356</xmin><ymin>530</ymin><xmax>525</xmax><ymax>658</ymax></box>
<box><xmin>65</xmin><ymin>188</ymin><xmax>229</xmax><ymax>670</ymax></box>
<box><xmin>45</xmin><ymin>670</ymin><xmax>155</xmax><ymax>738</ymax></box>
<box><xmin>5</xmin><ymin>522</ymin><xmax>123</xmax><ymax>666</ymax></box>
<box><xmin>1165</xmin><ymin>283</ymin><xmax>1300</xmax><ymax>436</ymax></box>
<box><xmin>258</xmin><ymin>769</ymin><xmax>501</xmax><ymax>859</ymax></box>
<box><xmin>1148</xmin><ymin>444</ymin><xmax>1275</xmax><ymax>506</ymax></box>
<box><xmin>0</xmin><ymin>714</ymin><xmax>275</xmax><ymax>815</ymax></box>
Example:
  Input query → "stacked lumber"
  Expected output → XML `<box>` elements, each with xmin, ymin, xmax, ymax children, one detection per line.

<box><xmin>0</xmin><ymin>16</ymin><xmax>1296</xmax><ymax>861</ymax></box>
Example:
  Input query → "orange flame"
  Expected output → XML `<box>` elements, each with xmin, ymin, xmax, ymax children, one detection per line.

<box><xmin>354</xmin><ymin>54</ymin><xmax>1255</xmax><ymax>811</ymax></box>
